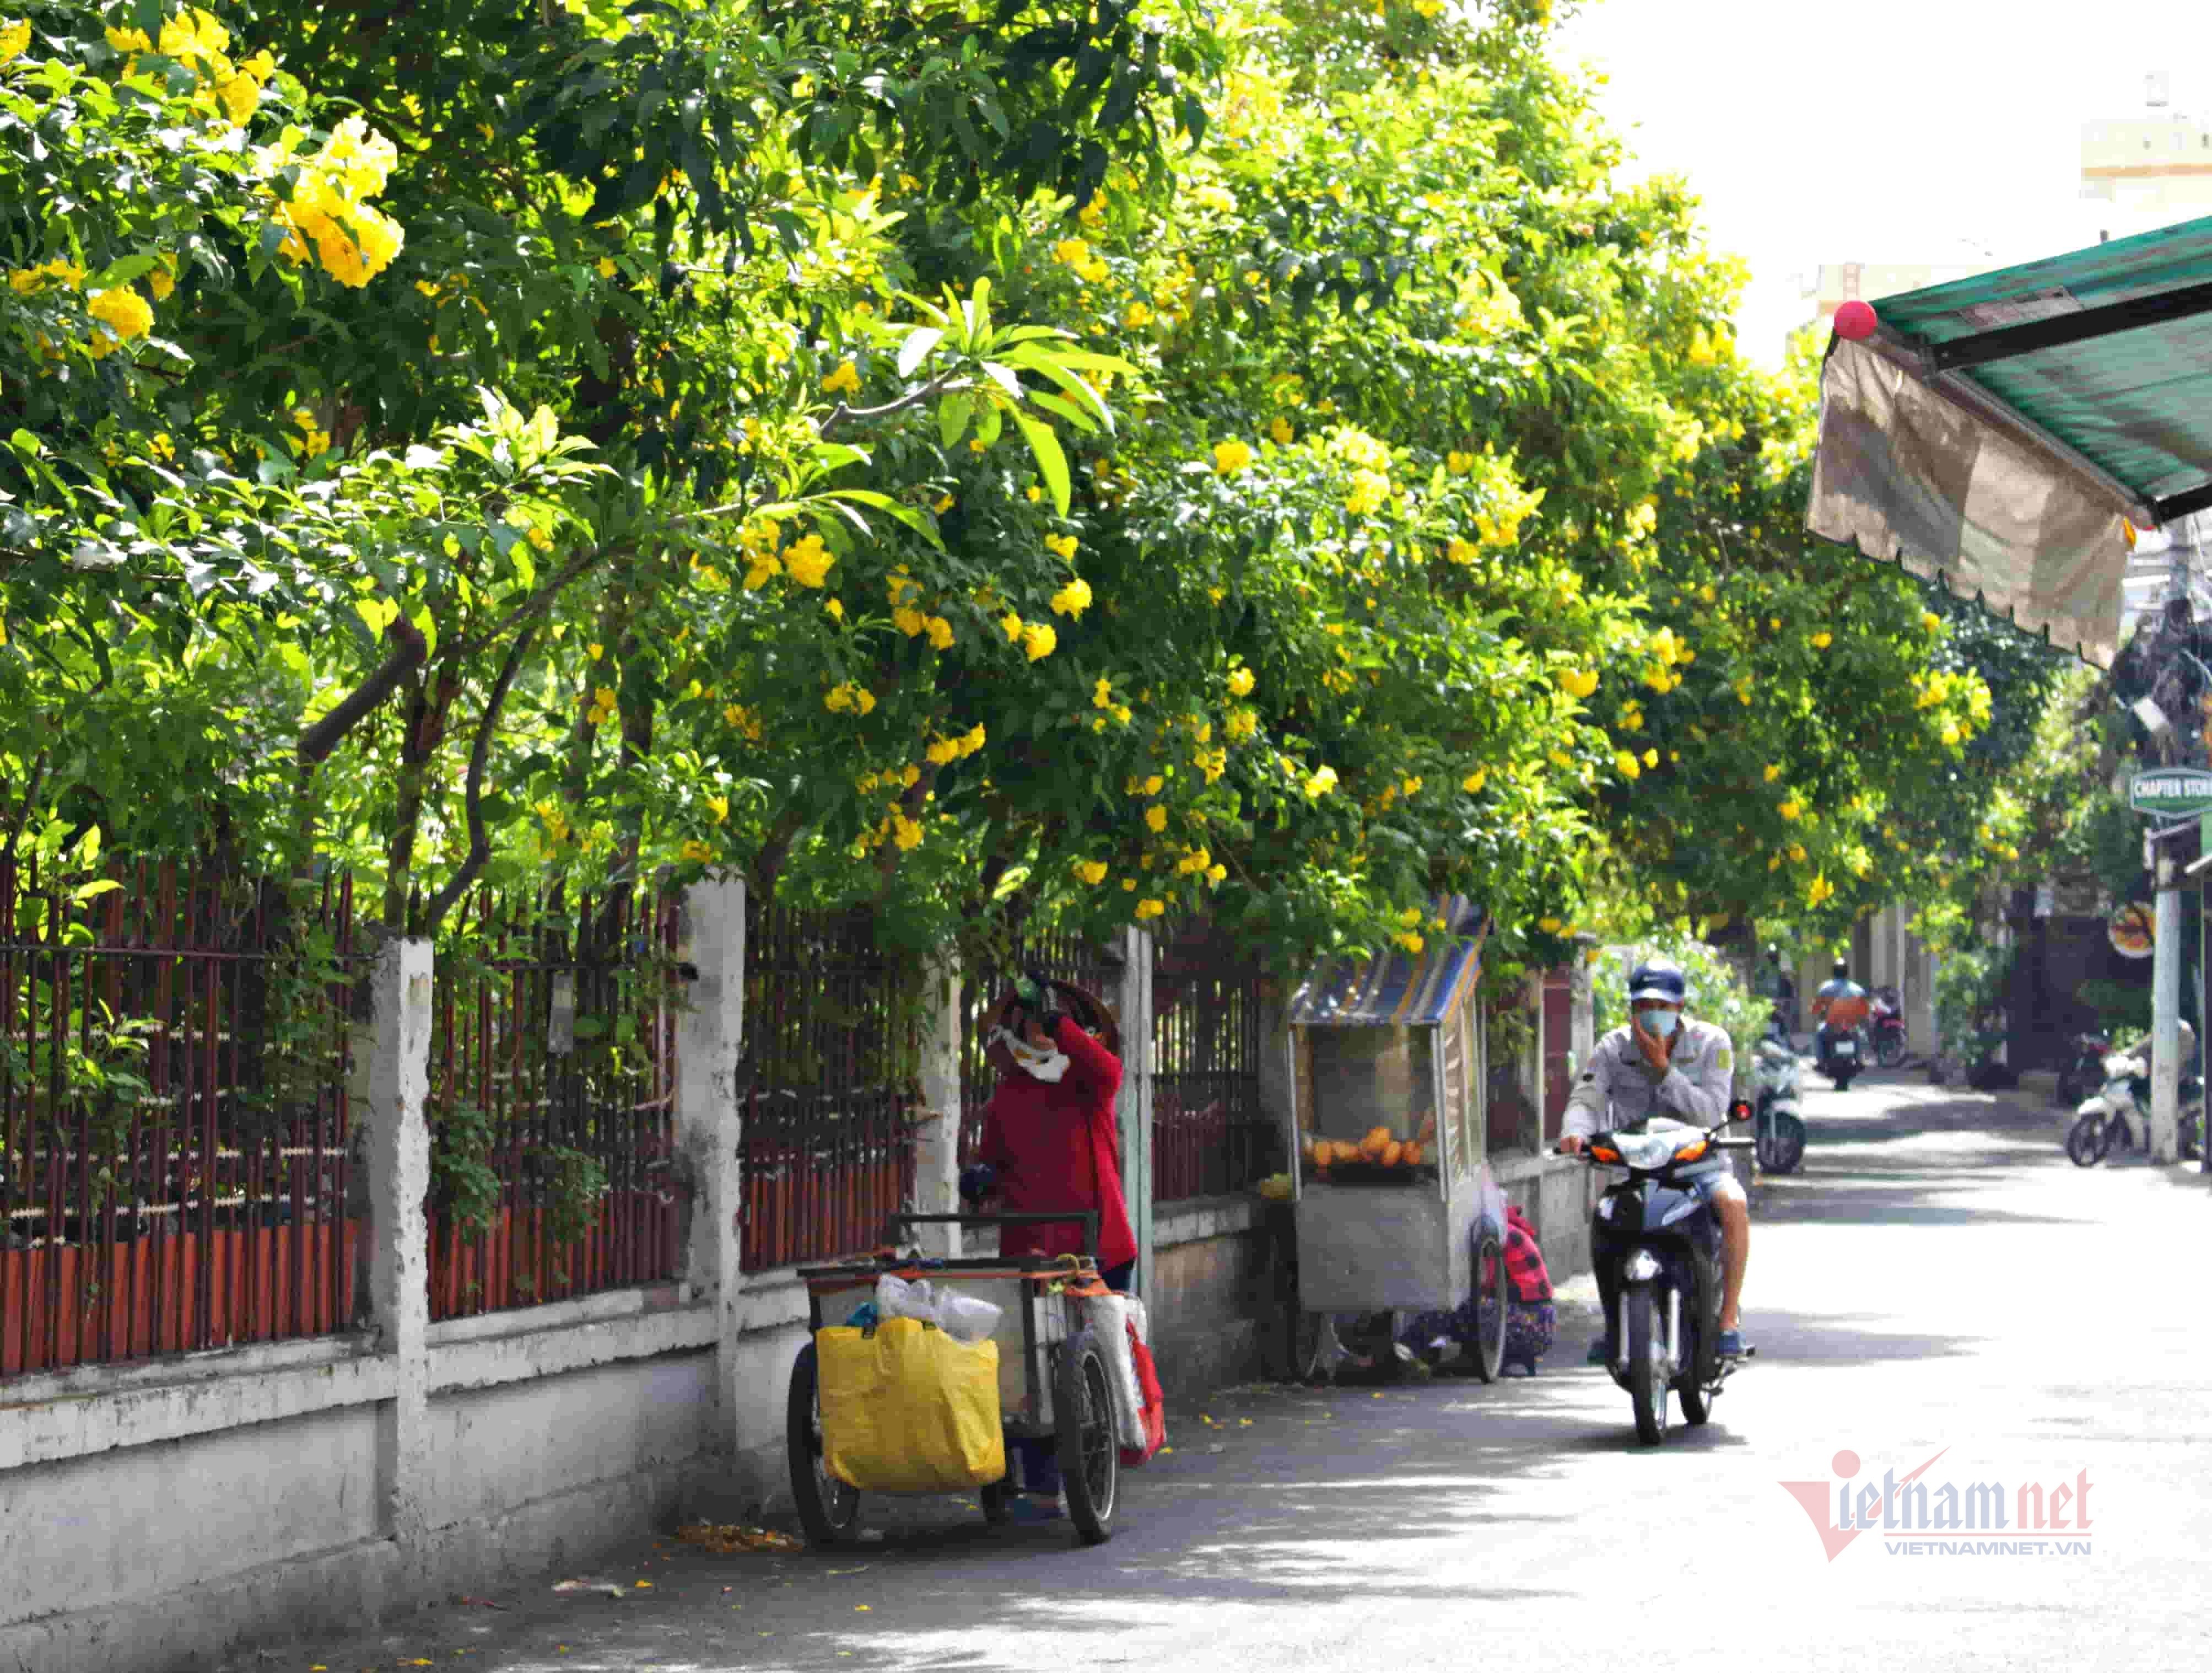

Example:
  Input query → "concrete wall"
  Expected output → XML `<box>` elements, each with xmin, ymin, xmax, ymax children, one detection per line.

<box><xmin>0</xmin><ymin>890</ymin><xmax>1307</xmax><ymax>1673</ymax></box>
<box><xmin>0</xmin><ymin>1292</ymin><xmax>733</xmax><ymax>1673</ymax></box>
<box><xmin>1148</xmin><ymin>1196</ymin><xmax>1272</xmax><ymax>1400</ymax></box>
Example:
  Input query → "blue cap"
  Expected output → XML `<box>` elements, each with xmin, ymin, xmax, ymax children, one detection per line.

<box><xmin>1627</xmin><ymin>959</ymin><xmax>1688</xmax><ymax>1004</ymax></box>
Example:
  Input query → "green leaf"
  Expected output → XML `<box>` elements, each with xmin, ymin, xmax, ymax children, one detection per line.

<box><xmin>938</xmin><ymin>392</ymin><xmax>973</xmax><ymax>449</ymax></box>
<box><xmin>979</xmin><ymin>361</ymin><xmax>1024</xmax><ymax>405</ymax></box>
<box><xmin>1005</xmin><ymin>350</ymin><xmax>1113</xmax><ymax>433</ymax></box>
<box><xmin>1011</xmin><ymin>408</ymin><xmax>1070</xmax><ymax>517</ymax></box>
<box><xmin>897</xmin><ymin>325</ymin><xmax>945</xmax><ymax>379</ymax></box>
<box><xmin>820</xmin><ymin>491</ymin><xmax>940</xmax><ymax>544</ymax></box>
<box><xmin>72</xmin><ymin>879</ymin><xmax>122</xmax><ymax>904</ymax></box>
<box><xmin>1027</xmin><ymin>390</ymin><xmax>1099</xmax><ymax>435</ymax></box>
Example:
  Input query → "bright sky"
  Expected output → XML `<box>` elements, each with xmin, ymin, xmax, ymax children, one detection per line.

<box><xmin>1549</xmin><ymin>0</ymin><xmax>2212</xmax><ymax>365</ymax></box>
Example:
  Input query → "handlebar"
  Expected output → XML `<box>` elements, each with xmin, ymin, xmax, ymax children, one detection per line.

<box><xmin>889</xmin><ymin>1211</ymin><xmax>1099</xmax><ymax>1257</ymax></box>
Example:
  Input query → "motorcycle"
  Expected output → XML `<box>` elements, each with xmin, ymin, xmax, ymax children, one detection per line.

<box><xmin>1749</xmin><ymin>1031</ymin><xmax>1808</xmax><ymax>1174</ymax></box>
<box><xmin>1814</xmin><ymin>1021</ymin><xmax>1866</xmax><ymax>1090</ymax></box>
<box><xmin>2065</xmin><ymin>1045</ymin><xmax>2205</xmax><ymax>1166</ymax></box>
<box><xmin>2054</xmin><ymin>1031</ymin><xmax>2112</xmax><ymax>1107</ymax></box>
<box><xmin>1869</xmin><ymin>986</ymin><xmax>1908</xmax><ymax>1068</ymax></box>
<box><xmin>1570</xmin><ymin>1113</ymin><xmax>1756</xmax><ymax>1446</ymax></box>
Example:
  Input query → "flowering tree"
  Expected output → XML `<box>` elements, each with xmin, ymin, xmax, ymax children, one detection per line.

<box><xmin>0</xmin><ymin>0</ymin><xmax>2038</xmax><ymax>981</ymax></box>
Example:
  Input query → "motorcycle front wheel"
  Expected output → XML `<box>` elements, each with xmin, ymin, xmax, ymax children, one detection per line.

<box><xmin>1756</xmin><ymin>1112</ymin><xmax>1806</xmax><ymax>1175</ymax></box>
<box><xmin>2065</xmin><ymin>1113</ymin><xmax>2105</xmax><ymax>1168</ymax></box>
<box><xmin>1626</xmin><ymin>1285</ymin><xmax>1668</xmax><ymax>1447</ymax></box>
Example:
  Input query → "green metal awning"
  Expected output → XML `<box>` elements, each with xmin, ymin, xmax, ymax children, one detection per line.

<box><xmin>1806</xmin><ymin>216</ymin><xmax>2212</xmax><ymax>667</ymax></box>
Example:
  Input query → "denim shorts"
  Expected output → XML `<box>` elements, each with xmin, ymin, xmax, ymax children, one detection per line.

<box><xmin>1676</xmin><ymin>1163</ymin><xmax>1741</xmax><ymax>1208</ymax></box>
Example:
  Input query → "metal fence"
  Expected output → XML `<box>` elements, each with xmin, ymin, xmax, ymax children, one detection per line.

<box><xmin>427</xmin><ymin>887</ymin><xmax>682</xmax><ymax>1321</ymax></box>
<box><xmin>957</xmin><ymin>930</ymin><xmax>1125</xmax><ymax>1168</ymax></box>
<box><xmin>1</xmin><ymin>861</ymin><xmax>362</xmax><ymax>1380</ymax></box>
<box><xmin>1152</xmin><ymin>927</ymin><xmax>1273</xmax><ymax>1202</ymax></box>
<box><xmin>739</xmin><ymin>903</ymin><xmax>921</xmax><ymax>1271</ymax></box>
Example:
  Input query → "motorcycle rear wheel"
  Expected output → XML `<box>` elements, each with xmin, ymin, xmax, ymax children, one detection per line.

<box><xmin>1876</xmin><ymin>1034</ymin><xmax>1906</xmax><ymax>1068</ymax></box>
<box><xmin>2065</xmin><ymin>1113</ymin><xmax>2105</xmax><ymax>1168</ymax></box>
<box><xmin>1467</xmin><ymin>1233</ymin><xmax>1507</xmax><ymax>1384</ymax></box>
<box><xmin>1626</xmin><ymin>1286</ymin><xmax>1668</xmax><ymax>1447</ymax></box>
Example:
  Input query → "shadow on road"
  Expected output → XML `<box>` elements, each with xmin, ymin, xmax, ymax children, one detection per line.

<box><xmin>229</xmin><ymin>1066</ymin><xmax>2068</xmax><ymax>1673</ymax></box>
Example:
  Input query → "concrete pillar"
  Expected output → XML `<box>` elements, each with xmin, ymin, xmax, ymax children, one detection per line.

<box><xmin>2153</xmin><ymin>859</ymin><xmax>2182</xmax><ymax>1161</ymax></box>
<box><xmin>1116</xmin><ymin>928</ymin><xmax>1156</xmax><ymax>1295</ymax></box>
<box><xmin>911</xmin><ymin>950</ymin><xmax>964</xmax><ymax>1256</ymax></box>
<box><xmin>364</xmin><ymin>938</ymin><xmax>434</xmax><ymax>1542</ymax></box>
<box><xmin>1569</xmin><ymin>935</ymin><xmax>1597</xmax><ymax>1070</ymax></box>
<box><xmin>1515</xmin><ymin>970</ymin><xmax>1544</xmax><ymax>1154</ymax></box>
<box><xmin>673</xmin><ymin>879</ymin><xmax>746</xmax><ymax>1462</ymax></box>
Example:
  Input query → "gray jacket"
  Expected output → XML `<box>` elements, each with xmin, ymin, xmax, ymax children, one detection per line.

<box><xmin>1563</xmin><ymin>1017</ymin><xmax>1735</xmax><ymax>1141</ymax></box>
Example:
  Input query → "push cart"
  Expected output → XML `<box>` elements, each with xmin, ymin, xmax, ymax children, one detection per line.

<box><xmin>1281</xmin><ymin>896</ymin><xmax>1509</xmax><ymax>1381</ymax></box>
<box><xmin>787</xmin><ymin>1212</ymin><xmax>1125</xmax><ymax>1547</ymax></box>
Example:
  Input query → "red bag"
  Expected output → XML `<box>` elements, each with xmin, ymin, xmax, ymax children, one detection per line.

<box><xmin>1120</xmin><ymin>1322</ymin><xmax>1167</xmax><ymax>1466</ymax></box>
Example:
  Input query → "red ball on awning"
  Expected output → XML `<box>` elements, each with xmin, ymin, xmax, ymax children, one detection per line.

<box><xmin>1833</xmin><ymin>299</ymin><xmax>1878</xmax><ymax>341</ymax></box>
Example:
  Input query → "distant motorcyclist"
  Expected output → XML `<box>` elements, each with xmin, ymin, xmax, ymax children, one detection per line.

<box><xmin>1562</xmin><ymin>958</ymin><xmax>1752</xmax><ymax>1360</ymax></box>
<box><xmin>1812</xmin><ymin>960</ymin><xmax>1869</xmax><ymax>1071</ymax></box>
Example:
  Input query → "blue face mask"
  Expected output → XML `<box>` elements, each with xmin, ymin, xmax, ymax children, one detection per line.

<box><xmin>1637</xmin><ymin>1007</ymin><xmax>1680</xmax><ymax>1040</ymax></box>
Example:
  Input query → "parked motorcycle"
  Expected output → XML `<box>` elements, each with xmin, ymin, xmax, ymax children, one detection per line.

<box><xmin>2055</xmin><ymin>1031</ymin><xmax>2112</xmax><ymax>1107</ymax></box>
<box><xmin>1749</xmin><ymin>1032</ymin><xmax>1808</xmax><ymax>1174</ymax></box>
<box><xmin>1570</xmin><ymin>1113</ymin><xmax>1756</xmax><ymax>1446</ymax></box>
<box><xmin>2065</xmin><ymin>1043</ymin><xmax>2205</xmax><ymax>1166</ymax></box>
<box><xmin>1869</xmin><ymin>986</ymin><xmax>1908</xmax><ymax>1068</ymax></box>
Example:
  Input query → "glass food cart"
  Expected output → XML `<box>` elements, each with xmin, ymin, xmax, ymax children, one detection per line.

<box><xmin>1284</xmin><ymin>896</ymin><xmax>1507</xmax><ymax>1380</ymax></box>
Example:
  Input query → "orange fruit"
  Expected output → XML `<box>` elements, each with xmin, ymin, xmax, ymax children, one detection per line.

<box><xmin>1382</xmin><ymin>1140</ymin><xmax>1404</xmax><ymax>1167</ymax></box>
<box><xmin>1403</xmin><ymin>1142</ymin><xmax>1425</xmax><ymax>1166</ymax></box>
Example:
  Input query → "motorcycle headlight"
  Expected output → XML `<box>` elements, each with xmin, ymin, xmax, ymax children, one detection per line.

<box><xmin>1612</xmin><ymin>1131</ymin><xmax>1688</xmax><ymax>1169</ymax></box>
<box><xmin>2105</xmin><ymin>1055</ymin><xmax>2137</xmax><ymax>1079</ymax></box>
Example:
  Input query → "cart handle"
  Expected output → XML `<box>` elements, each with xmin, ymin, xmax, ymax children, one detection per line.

<box><xmin>890</xmin><ymin>1211</ymin><xmax>1098</xmax><ymax>1257</ymax></box>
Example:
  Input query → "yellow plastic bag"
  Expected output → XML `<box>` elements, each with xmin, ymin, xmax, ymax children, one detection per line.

<box><xmin>816</xmin><ymin>1317</ymin><xmax>1006</xmax><ymax>1493</ymax></box>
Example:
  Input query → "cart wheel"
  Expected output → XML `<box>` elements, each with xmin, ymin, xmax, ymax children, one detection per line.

<box><xmin>1054</xmin><ymin>1331</ymin><xmax>1119</xmax><ymax>1545</ymax></box>
<box><xmin>786</xmin><ymin>1341</ymin><xmax>862</xmax><ymax>1547</ymax></box>
<box><xmin>979</xmin><ymin>1479</ymin><xmax>1011</xmax><ymax>1525</ymax></box>
<box><xmin>1469</xmin><ymin>1233</ymin><xmax>1507</xmax><ymax>1384</ymax></box>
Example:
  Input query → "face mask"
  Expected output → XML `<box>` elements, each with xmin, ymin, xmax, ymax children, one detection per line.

<box><xmin>1637</xmin><ymin>1007</ymin><xmax>1680</xmax><ymax>1040</ymax></box>
<box><xmin>994</xmin><ymin>1026</ymin><xmax>1071</xmax><ymax>1083</ymax></box>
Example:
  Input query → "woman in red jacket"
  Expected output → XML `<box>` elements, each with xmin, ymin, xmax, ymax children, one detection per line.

<box><xmin>965</xmin><ymin>972</ymin><xmax>1136</xmax><ymax>1518</ymax></box>
<box><xmin>970</xmin><ymin>971</ymin><xmax>1138</xmax><ymax>1290</ymax></box>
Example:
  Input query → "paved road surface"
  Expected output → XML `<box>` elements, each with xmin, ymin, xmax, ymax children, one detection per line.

<box><xmin>234</xmin><ymin>1071</ymin><xmax>2212</xmax><ymax>1673</ymax></box>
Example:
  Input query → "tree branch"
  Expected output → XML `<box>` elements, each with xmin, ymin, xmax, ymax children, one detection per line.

<box><xmin>817</xmin><ymin>370</ymin><xmax>968</xmax><ymax>441</ymax></box>
<box><xmin>298</xmin><ymin>617</ymin><xmax>428</xmax><ymax>767</ymax></box>
<box><xmin>4</xmin><ymin>747</ymin><xmax>48</xmax><ymax>865</ymax></box>
<box><xmin>419</xmin><ymin>624</ymin><xmax>540</xmax><ymax>937</ymax></box>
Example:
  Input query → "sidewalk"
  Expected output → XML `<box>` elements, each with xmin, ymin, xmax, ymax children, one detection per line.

<box><xmin>217</xmin><ymin>1332</ymin><xmax>1609</xmax><ymax>1673</ymax></box>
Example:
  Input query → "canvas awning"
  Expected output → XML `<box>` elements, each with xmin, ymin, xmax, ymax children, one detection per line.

<box><xmin>1806</xmin><ymin>216</ymin><xmax>2212</xmax><ymax>668</ymax></box>
<box><xmin>1287</xmin><ymin>896</ymin><xmax>1487</xmax><ymax>1028</ymax></box>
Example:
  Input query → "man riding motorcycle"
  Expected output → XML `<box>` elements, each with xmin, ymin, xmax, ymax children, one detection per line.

<box><xmin>1812</xmin><ymin>960</ymin><xmax>1870</xmax><ymax>1075</ymax></box>
<box><xmin>1561</xmin><ymin>958</ymin><xmax>1752</xmax><ymax>1361</ymax></box>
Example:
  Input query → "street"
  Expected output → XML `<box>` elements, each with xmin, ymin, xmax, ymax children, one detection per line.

<box><xmin>240</xmin><ymin>1071</ymin><xmax>2212</xmax><ymax>1673</ymax></box>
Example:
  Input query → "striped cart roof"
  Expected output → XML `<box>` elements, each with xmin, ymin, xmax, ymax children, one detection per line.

<box><xmin>1287</xmin><ymin>896</ymin><xmax>1487</xmax><ymax>1028</ymax></box>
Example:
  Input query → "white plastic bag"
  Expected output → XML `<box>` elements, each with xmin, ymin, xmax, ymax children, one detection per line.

<box><xmin>1084</xmin><ymin>1294</ymin><xmax>1147</xmax><ymax>1450</ymax></box>
<box><xmin>875</xmin><ymin>1273</ymin><xmax>938</xmax><ymax>1326</ymax></box>
<box><xmin>932</xmin><ymin>1287</ymin><xmax>1004</xmax><ymax>1344</ymax></box>
<box><xmin>1476</xmin><ymin>1165</ymin><xmax>1508</xmax><ymax>1239</ymax></box>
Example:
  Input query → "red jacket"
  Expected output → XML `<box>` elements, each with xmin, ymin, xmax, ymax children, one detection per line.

<box><xmin>978</xmin><ymin>1016</ymin><xmax>1138</xmax><ymax>1271</ymax></box>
